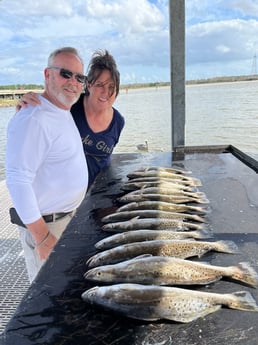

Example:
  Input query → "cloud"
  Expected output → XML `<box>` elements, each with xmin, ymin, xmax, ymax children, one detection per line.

<box><xmin>187</xmin><ymin>19</ymin><xmax>258</xmax><ymax>62</ymax></box>
<box><xmin>0</xmin><ymin>0</ymin><xmax>258</xmax><ymax>85</ymax></box>
<box><xmin>228</xmin><ymin>0</ymin><xmax>258</xmax><ymax>17</ymax></box>
<box><xmin>85</xmin><ymin>0</ymin><xmax>165</xmax><ymax>33</ymax></box>
<box><xmin>185</xmin><ymin>1</ymin><xmax>258</xmax><ymax>78</ymax></box>
<box><xmin>0</xmin><ymin>0</ymin><xmax>169</xmax><ymax>85</ymax></box>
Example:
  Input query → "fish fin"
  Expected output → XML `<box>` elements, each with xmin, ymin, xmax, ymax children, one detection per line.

<box><xmin>123</xmin><ymin>254</ymin><xmax>153</xmax><ymax>262</ymax></box>
<box><xmin>132</xmin><ymin>254</ymin><xmax>153</xmax><ymax>260</ymax></box>
<box><xmin>191</xmin><ymin>214</ymin><xmax>208</xmax><ymax>223</ymax></box>
<box><xmin>131</xmin><ymin>216</ymin><xmax>140</xmax><ymax>222</ymax></box>
<box><xmin>195</xmin><ymin>197</ymin><xmax>210</xmax><ymax>204</ymax></box>
<box><xmin>190</xmin><ymin>205</ymin><xmax>211</xmax><ymax>214</ymax></box>
<box><xmin>230</xmin><ymin>262</ymin><xmax>258</xmax><ymax>287</ymax></box>
<box><xmin>227</xmin><ymin>291</ymin><xmax>258</xmax><ymax>311</ymax></box>
<box><xmin>184</xmin><ymin>222</ymin><xmax>209</xmax><ymax>231</ymax></box>
<box><xmin>192</xmin><ymin>191</ymin><xmax>206</xmax><ymax>197</ymax></box>
<box><xmin>189</xmin><ymin>179</ymin><xmax>202</xmax><ymax>187</ymax></box>
<box><xmin>216</xmin><ymin>240</ymin><xmax>240</xmax><ymax>254</ymax></box>
<box><xmin>193</xmin><ymin>229</ymin><xmax>213</xmax><ymax>239</ymax></box>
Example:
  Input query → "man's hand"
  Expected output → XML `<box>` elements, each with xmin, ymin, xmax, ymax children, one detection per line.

<box><xmin>26</xmin><ymin>218</ymin><xmax>57</xmax><ymax>260</ymax></box>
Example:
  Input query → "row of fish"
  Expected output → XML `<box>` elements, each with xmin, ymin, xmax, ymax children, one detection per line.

<box><xmin>82</xmin><ymin>166</ymin><xmax>258</xmax><ymax>323</ymax></box>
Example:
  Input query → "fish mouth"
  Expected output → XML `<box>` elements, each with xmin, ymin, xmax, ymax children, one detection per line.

<box><xmin>84</xmin><ymin>268</ymin><xmax>100</xmax><ymax>280</ymax></box>
<box><xmin>81</xmin><ymin>286</ymin><xmax>99</xmax><ymax>300</ymax></box>
<box><xmin>86</xmin><ymin>256</ymin><xmax>96</xmax><ymax>267</ymax></box>
<box><xmin>84</xmin><ymin>271</ymin><xmax>91</xmax><ymax>279</ymax></box>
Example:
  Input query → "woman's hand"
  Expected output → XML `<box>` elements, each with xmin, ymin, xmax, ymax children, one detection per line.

<box><xmin>16</xmin><ymin>92</ymin><xmax>41</xmax><ymax>112</ymax></box>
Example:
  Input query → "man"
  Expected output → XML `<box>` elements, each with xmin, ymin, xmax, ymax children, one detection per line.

<box><xmin>5</xmin><ymin>47</ymin><xmax>88</xmax><ymax>283</ymax></box>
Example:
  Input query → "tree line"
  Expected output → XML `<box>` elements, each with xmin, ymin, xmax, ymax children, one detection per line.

<box><xmin>0</xmin><ymin>84</ymin><xmax>44</xmax><ymax>90</ymax></box>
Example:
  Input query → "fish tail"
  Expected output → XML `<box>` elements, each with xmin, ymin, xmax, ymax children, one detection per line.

<box><xmin>183</xmin><ymin>191</ymin><xmax>206</xmax><ymax>198</ymax></box>
<box><xmin>192</xmin><ymin>191</ymin><xmax>207</xmax><ymax>198</ymax></box>
<box><xmin>216</xmin><ymin>240</ymin><xmax>239</xmax><ymax>254</ymax></box>
<box><xmin>178</xmin><ymin>177</ymin><xmax>202</xmax><ymax>186</ymax></box>
<box><xmin>184</xmin><ymin>222</ymin><xmax>209</xmax><ymax>231</ymax></box>
<box><xmin>194</xmin><ymin>197</ymin><xmax>210</xmax><ymax>204</ymax></box>
<box><xmin>182</xmin><ymin>186</ymin><xmax>196</xmax><ymax>192</ymax></box>
<box><xmin>230</xmin><ymin>262</ymin><xmax>258</xmax><ymax>287</ymax></box>
<box><xmin>191</xmin><ymin>214</ymin><xmax>208</xmax><ymax>223</ymax></box>
<box><xmin>188</xmin><ymin>205</ymin><xmax>210</xmax><ymax>214</ymax></box>
<box><xmin>192</xmin><ymin>229</ymin><xmax>213</xmax><ymax>239</ymax></box>
<box><xmin>226</xmin><ymin>291</ymin><xmax>258</xmax><ymax>311</ymax></box>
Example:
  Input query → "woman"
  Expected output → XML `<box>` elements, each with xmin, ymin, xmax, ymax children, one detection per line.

<box><xmin>18</xmin><ymin>50</ymin><xmax>125</xmax><ymax>188</ymax></box>
<box><xmin>72</xmin><ymin>50</ymin><xmax>124</xmax><ymax>187</ymax></box>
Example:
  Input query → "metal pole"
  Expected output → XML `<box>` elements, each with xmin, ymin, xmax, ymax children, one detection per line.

<box><xmin>169</xmin><ymin>0</ymin><xmax>185</xmax><ymax>151</ymax></box>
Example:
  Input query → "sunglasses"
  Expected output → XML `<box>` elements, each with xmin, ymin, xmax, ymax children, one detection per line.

<box><xmin>48</xmin><ymin>66</ymin><xmax>86</xmax><ymax>84</ymax></box>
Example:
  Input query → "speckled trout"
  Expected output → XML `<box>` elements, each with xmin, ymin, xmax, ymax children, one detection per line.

<box><xmin>86</xmin><ymin>239</ymin><xmax>239</xmax><ymax>268</ymax></box>
<box><xmin>121</xmin><ymin>181</ymin><xmax>204</xmax><ymax>192</ymax></box>
<box><xmin>131</xmin><ymin>166</ymin><xmax>192</xmax><ymax>175</ymax></box>
<box><xmin>117</xmin><ymin>192</ymin><xmax>209</xmax><ymax>204</ymax></box>
<box><xmin>81</xmin><ymin>283</ymin><xmax>258</xmax><ymax>323</ymax></box>
<box><xmin>85</xmin><ymin>256</ymin><xmax>258</xmax><ymax>287</ymax></box>
<box><xmin>124</xmin><ymin>176</ymin><xmax>192</xmax><ymax>184</ymax></box>
<box><xmin>127</xmin><ymin>171</ymin><xmax>202</xmax><ymax>186</ymax></box>
<box><xmin>95</xmin><ymin>229</ymin><xmax>212</xmax><ymax>250</ymax></box>
<box><xmin>116</xmin><ymin>201</ymin><xmax>208</xmax><ymax>214</ymax></box>
<box><xmin>122</xmin><ymin>184</ymin><xmax>207</xmax><ymax>195</ymax></box>
<box><xmin>124</xmin><ymin>187</ymin><xmax>206</xmax><ymax>198</ymax></box>
<box><xmin>101</xmin><ymin>217</ymin><xmax>206</xmax><ymax>232</ymax></box>
<box><xmin>122</xmin><ymin>180</ymin><xmax>200</xmax><ymax>190</ymax></box>
<box><xmin>101</xmin><ymin>210</ymin><xmax>206</xmax><ymax>223</ymax></box>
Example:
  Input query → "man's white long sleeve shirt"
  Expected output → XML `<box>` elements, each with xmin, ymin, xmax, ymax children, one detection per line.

<box><xmin>5</xmin><ymin>95</ymin><xmax>88</xmax><ymax>224</ymax></box>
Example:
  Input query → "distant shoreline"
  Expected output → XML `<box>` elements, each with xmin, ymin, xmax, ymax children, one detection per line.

<box><xmin>186</xmin><ymin>74</ymin><xmax>258</xmax><ymax>85</ymax></box>
<box><xmin>1</xmin><ymin>74</ymin><xmax>258</xmax><ymax>107</ymax></box>
<box><xmin>122</xmin><ymin>74</ymin><xmax>258</xmax><ymax>88</ymax></box>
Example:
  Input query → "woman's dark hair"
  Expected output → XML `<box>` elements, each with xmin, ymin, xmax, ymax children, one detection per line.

<box><xmin>85</xmin><ymin>50</ymin><xmax>120</xmax><ymax>97</ymax></box>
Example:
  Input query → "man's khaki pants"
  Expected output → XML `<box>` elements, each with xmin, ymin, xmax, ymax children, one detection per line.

<box><xmin>18</xmin><ymin>213</ymin><xmax>74</xmax><ymax>283</ymax></box>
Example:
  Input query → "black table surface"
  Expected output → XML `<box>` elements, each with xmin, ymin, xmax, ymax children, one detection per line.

<box><xmin>2</xmin><ymin>151</ymin><xmax>258</xmax><ymax>345</ymax></box>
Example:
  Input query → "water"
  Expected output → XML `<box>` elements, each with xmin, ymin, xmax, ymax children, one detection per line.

<box><xmin>184</xmin><ymin>81</ymin><xmax>258</xmax><ymax>153</ymax></box>
<box><xmin>114</xmin><ymin>86</ymin><xmax>172</xmax><ymax>153</ymax></box>
<box><xmin>1</xmin><ymin>81</ymin><xmax>258</xmax><ymax>181</ymax></box>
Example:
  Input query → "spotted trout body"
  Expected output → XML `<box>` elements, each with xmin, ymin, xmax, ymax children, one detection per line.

<box><xmin>82</xmin><ymin>283</ymin><xmax>258</xmax><ymax>323</ymax></box>
<box><xmin>87</xmin><ymin>239</ymin><xmax>238</xmax><ymax>268</ymax></box>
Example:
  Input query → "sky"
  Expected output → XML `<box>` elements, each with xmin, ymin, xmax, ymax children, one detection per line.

<box><xmin>1</xmin><ymin>0</ymin><xmax>258</xmax><ymax>86</ymax></box>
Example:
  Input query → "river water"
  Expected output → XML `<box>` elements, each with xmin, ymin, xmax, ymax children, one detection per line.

<box><xmin>1</xmin><ymin>81</ymin><xmax>258</xmax><ymax>181</ymax></box>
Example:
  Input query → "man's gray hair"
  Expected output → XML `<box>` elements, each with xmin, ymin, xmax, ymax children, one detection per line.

<box><xmin>47</xmin><ymin>47</ymin><xmax>84</xmax><ymax>67</ymax></box>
